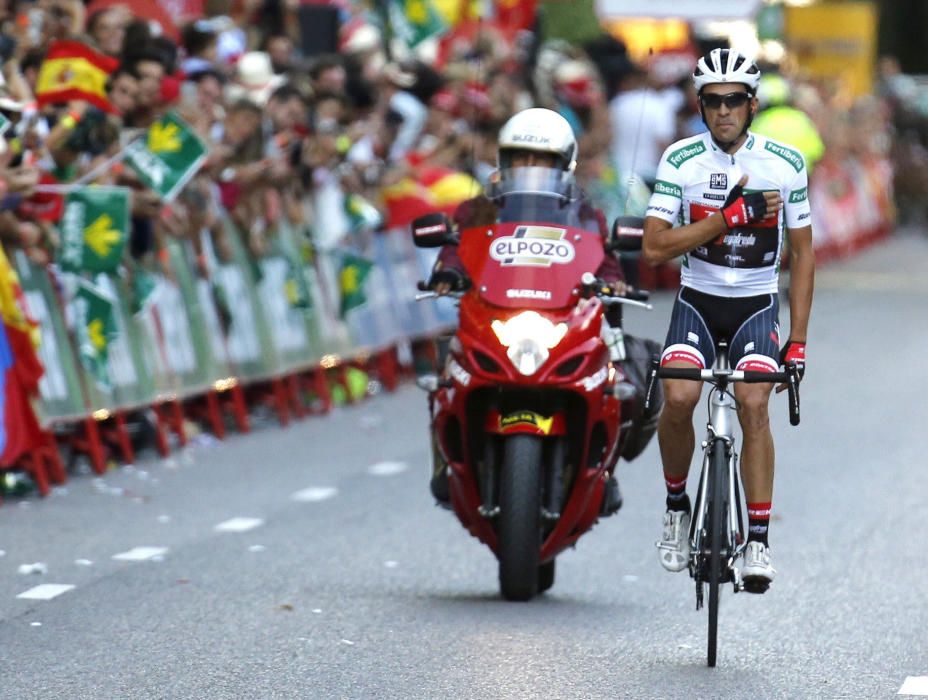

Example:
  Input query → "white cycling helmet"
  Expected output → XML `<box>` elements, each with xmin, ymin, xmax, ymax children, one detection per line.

<box><xmin>693</xmin><ymin>48</ymin><xmax>761</xmax><ymax>95</ymax></box>
<box><xmin>497</xmin><ymin>108</ymin><xmax>578</xmax><ymax>173</ymax></box>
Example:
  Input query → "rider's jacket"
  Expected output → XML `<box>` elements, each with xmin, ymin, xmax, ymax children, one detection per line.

<box><xmin>646</xmin><ymin>130</ymin><xmax>811</xmax><ymax>297</ymax></box>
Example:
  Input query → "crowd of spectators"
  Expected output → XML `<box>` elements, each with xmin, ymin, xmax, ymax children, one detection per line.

<box><xmin>0</xmin><ymin>0</ymin><xmax>904</xmax><ymax>319</ymax></box>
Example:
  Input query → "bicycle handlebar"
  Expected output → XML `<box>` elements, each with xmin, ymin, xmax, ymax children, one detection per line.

<box><xmin>644</xmin><ymin>357</ymin><xmax>801</xmax><ymax>426</ymax></box>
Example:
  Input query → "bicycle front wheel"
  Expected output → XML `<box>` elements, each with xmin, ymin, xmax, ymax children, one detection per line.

<box><xmin>707</xmin><ymin>438</ymin><xmax>730</xmax><ymax>668</ymax></box>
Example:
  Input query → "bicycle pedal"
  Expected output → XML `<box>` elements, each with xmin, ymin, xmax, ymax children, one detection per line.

<box><xmin>741</xmin><ymin>577</ymin><xmax>771</xmax><ymax>594</ymax></box>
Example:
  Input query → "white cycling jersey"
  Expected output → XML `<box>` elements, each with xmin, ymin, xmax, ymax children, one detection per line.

<box><xmin>646</xmin><ymin>130</ymin><xmax>811</xmax><ymax>297</ymax></box>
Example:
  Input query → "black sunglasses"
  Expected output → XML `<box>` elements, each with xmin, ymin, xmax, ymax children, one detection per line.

<box><xmin>700</xmin><ymin>92</ymin><xmax>752</xmax><ymax>110</ymax></box>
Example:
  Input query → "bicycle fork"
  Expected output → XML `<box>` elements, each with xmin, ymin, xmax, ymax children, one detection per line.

<box><xmin>690</xmin><ymin>386</ymin><xmax>748</xmax><ymax>608</ymax></box>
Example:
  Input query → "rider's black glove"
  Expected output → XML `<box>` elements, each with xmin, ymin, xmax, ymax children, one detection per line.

<box><xmin>779</xmin><ymin>340</ymin><xmax>806</xmax><ymax>380</ymax></box>
<box><xmin>721</xmin><ymin>183</ymin><xmax>768</xmax><ymax>229</ymax></box>
<box><xmin>427</xmin><ymin>268</ymin><xmax>468</xmax><ymax>292</ymax></box>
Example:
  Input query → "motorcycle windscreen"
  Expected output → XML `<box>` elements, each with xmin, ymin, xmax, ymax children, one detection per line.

<box><xmin>458</xmin><ymin>190</ymin><xmax>605</xmax><ymax>310</ymax></box>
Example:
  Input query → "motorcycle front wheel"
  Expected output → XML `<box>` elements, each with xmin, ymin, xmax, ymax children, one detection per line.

<box><xmin>497</xmin><ymin>434</ymin><xmax>543</xmax><ymax>601</ymax></box>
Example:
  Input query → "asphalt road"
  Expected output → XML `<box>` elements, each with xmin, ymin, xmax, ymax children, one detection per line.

<box><xmin>1</xmin><ymin>231</ymin><xmax>927</xmax><ymax>700</ymax></box>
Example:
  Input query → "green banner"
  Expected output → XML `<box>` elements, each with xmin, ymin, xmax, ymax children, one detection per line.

<box><xmin>58</xmin><ymin>186</ymin><xmax>130</xmax><ymax>274</ymax></box>
<box><xmin>388</xmin><ymin>0</ymin><xmax>447</xmax><ymax>48</ymax></box>
<box><xmin>13</xmin><ymin>252</ymin><xmax>88</xmax><ymax>423</ymax></box>
<box><xmin>73</xmin><ymin>277</ymin><xmax>117</xmax><ymax>389</ymax></box>
<box><xmin>338</xmin><ymin>251</ymin><xmax>374</xmax><ymax>318</ymax></box>
<box><xmin>124</xmin><ymin>111</ymin><xmax>208</xmax><ymax>201</ymax></box>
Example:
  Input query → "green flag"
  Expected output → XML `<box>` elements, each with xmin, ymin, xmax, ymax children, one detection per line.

<box><xmin>338</xmin><ymin>252</ymin><xmax>374</xmax><ymax>318</ymax></box>
<box><xmin>124</xmin><ymin>111</ymin><xmax>208</xmax><ymax>201</ymax></box>
<box><xmin>58</xmin><ymin>186</ymin><xmax>131</xmax><ymax>274</ymax></box>
<box><xmin>73</xmin><ymin>278</ymin><xmax>117</xmax><ymax>388</ymax></box>
<box><xmin>388</xmin><ymin>0</ymin><xmax>447</xmax><ymax>48</ymax></box>
<box><xmin>284</xmin><ymin>256</ymin><xmax>312</xmax><ymax>310</ymax></box>
<box><xmin>344</xmin><ymin>193</ymin><xmax>384</xmax><ymax>233</ymax></box>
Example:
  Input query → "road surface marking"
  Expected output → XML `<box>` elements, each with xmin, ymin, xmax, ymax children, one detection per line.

<box><xmin>17</xmin><ymin>584</ymin><xmax>75</xmax><ymax>600</ymax></box>
<box><xmin>368</xmin><ymin>461</ymin><xmax>408</xmax><ymax>476</ymax></box>
<box><xmin>291</xmin><ymin>486</ymin><xmax>338</xmax><ymax>502</ymax></box>
<box><xmin>112</xmin><ymin>547</ymin><xmax>168</xmax><ymax>561</ymax></box>
<box><xmin>214</xmin><ymin>517</ymin><xmax>264</xmax><ymax>533</ymax></box>
<box><xmin>899</xmin><ymin>677</ymin><xmax>928</xmax><ymax>695</ymax></box>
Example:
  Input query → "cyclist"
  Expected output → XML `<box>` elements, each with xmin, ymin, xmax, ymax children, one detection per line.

<box><xmin>642</xmin><ymin>49</ymin><xmax>814</xmax><ymax>589</ymax></box>
<box><xmin>427</xmin><ymin>107</ymin><xmax>630</xmax><ymax>514</ymax></box>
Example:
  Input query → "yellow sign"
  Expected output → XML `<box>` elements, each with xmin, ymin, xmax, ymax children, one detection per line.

<box><xmin>500</xmin><ymin>411</ymin><xmax>554</xmax><ymax>434</ymax></box>
<box><xmin>784</xmin><ymin>2</ymin><xmax>877</xmax><ymax>97</ymax></box>
<box><xmin>147</xmin><ymin>121</ymin><xmax>182</xmax><ymax>153</ymax></box>
<box><xmin>84</xmin><ymin>214</ymin><xmax>121</xmax><ymax>258</ymax></box>
<box><xmin>603</xmin><ymin>18</ymin><xmax>690</xmax><ymax>62</ymax></box>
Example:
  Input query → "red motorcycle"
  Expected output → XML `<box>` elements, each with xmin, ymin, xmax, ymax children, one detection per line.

<box><xmin>412</xmin><ymin>169</ymin><xmax>652</xmax><ymax>601</ymax></box>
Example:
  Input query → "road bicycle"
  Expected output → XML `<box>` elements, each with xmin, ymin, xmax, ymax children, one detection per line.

<box><xmin>644</xmin><ymin>342</ymin><xmax>801</xmax><ymax>667</ymax></box>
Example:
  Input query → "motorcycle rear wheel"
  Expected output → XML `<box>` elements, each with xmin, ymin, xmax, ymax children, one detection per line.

<box><xmin>497</xmin><ymin>434</ymin><xmax>543</xmax><ymax>601</ymax></box>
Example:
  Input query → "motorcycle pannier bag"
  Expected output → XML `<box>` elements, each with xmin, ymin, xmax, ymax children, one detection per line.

<box><xmin>619</xmin><ymin>334</ymin><xmax>664</xmax><ymax>461</ymax></box>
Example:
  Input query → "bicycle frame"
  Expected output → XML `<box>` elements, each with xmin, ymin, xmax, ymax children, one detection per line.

<box><xmin>688</xmin><ymin>344</ymin><xmax>746</xmax><ymax>598</ymax></box>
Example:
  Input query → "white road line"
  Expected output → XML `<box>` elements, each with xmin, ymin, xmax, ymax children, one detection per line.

<box><xmin>214</xmin><ymin>517</ymin><xmax>264</xmax><ymax>533</ymax></box>
<box><xmin>899</xmin><ymin>677</ymin><xmax>928</xmax><ymax>695</ymax></box>
<box><xmin>112</xmin><ymin>546</ymin><xmax>168</xmax><ymax>562</ymax></box>
<box><xmin>367</xmin><ymin>461</ymin><xmax>408</xmax><ymax>476</ymax></box>
<box><xmin>291</xmin><ymin>486</ymin><xmax>338</xmax><ymax>502</ymax></box>
<box><xmin>17</xmin><ymin>584</ymin><xmax>75</xmax><ymax>601</ymax></box>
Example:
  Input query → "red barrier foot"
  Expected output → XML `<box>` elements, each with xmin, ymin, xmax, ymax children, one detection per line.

<box><xmin>74</xmin><ymin>416</ymin><xmax>108</xmax><ymax>475</ymax></box>
<box><xmin>271</xmin><ymin>377</ymin><xmax>291</xmax><ymax>426</ymax></box>
<box><xmin>112</xmin><ymin>412</ymin><xmax>135</xmax><ymax>465</ymax></box>
<box><xmin>229</xmin><ymin>384</ymin><xmax>250</xmax><ymax>433</ymax></box>
<box><xmin>305</xmin><ymin>367</ymin><xmax>332</xmax><ymax>415</ymax></box>
<box><xmin>153</xmin><ymin>399</ymin><xmax>188</xmax><ymax>451</ymax></box>
<box><xmin>205</xmin><ymin>390</ymin><xmax>226</xmax><ymax>439</ymax></box>
<box><xmin>285</xmin><ymin>374</ymin><xmax>307</xmax><ymax>419</ymax></box>
<box><xmin>376</xmin><ymin>347</ymin><xmax>399</xmax><ymax>392</ymax></box>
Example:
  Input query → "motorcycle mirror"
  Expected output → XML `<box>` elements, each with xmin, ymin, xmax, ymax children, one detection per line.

<box><xmin>410</xmin><ymin>212</ymin><xmax>457</xmax><ymax>248</ymax></box>
<box><xmin>608</xmin><ymin>216</ymin><xmax>645</xmax><ymax>253</ymax></box>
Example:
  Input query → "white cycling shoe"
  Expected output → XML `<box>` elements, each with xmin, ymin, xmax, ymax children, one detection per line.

<box><xmin>657</xmin><ymin>509</ymin><xmax>691</xmax><ymax>572</ymax></box>
<box><xmin>741</xmin><ymin>541</ymin><xmax>776</xmax><ymax>590</ymax></box>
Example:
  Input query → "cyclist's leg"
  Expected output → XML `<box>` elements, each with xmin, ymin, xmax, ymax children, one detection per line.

<box><xmin>731</xmin><ymin>294</ymin><xmax>779</xmax><ymax>585</ymax></box>
<box><xmin>658</xmin><ymin>288</ymin><xmax>716</xmax><ymax>498</ymax></box>
<box><xmin>730</xmin><ymin>293</ymin><xmax>779</xmax><ymax>520</ymax></box>
<box><xmin>656</xmin><ymin>289</ymin><xmax>714</xmax><ymax>572</ymax></box>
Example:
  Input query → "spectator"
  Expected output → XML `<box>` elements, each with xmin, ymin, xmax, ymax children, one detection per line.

<box><xmin>608</xmin><ymin>59</ymin><xmax>674</xmax><ymax>187</ymax></box>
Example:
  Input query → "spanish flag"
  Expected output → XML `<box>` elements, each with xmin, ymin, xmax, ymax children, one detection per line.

<box><xmin>36</xmin><ymin>40</ymin><xmax>120</xmax><ymax>114</ymax></box>
<box><xmin>0</xmin><ymin>247</ymin><xmax>44</xmax><ymax>467</ymax></box>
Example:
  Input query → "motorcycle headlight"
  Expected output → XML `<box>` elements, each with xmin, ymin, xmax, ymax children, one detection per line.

<box><xmin>491</xmin><ymin>311</ymin><xmax>568</xmax><ymax>376</ymax></box>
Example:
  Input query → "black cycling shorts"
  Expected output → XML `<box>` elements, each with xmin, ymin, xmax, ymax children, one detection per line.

<box><xmin>661</xmin><ymin>286</ymin><xmax>780</xmax><ymax>372</ymax></box>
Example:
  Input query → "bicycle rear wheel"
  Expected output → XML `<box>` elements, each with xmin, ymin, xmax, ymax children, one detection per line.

<box><xmin>707</xmin><ymin>438</ymin><xmax>730</xmax><ymax>667</ymax></box>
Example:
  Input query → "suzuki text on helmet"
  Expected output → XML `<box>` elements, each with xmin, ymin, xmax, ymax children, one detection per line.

<box><xmin>497</xmin><ymin>108</ymin><xmax>578</xmax><ymax>176</ymax></box>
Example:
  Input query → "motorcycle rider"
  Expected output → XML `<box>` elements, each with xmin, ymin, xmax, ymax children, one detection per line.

<box><xmin>426</xmin><ymin>107</ymin><xmax>631</xmax><ymax>515</ymax></box>
<box><xmin>643</xmin><ymin>49</ymin><xmax>814</xmax><ymax>589</ymax></box>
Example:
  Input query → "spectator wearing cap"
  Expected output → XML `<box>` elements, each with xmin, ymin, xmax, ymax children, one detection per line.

<box><xmin>227</xmin><ymin>51</ymin><xmax>287</xmax><ymax>107</ymax></box>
